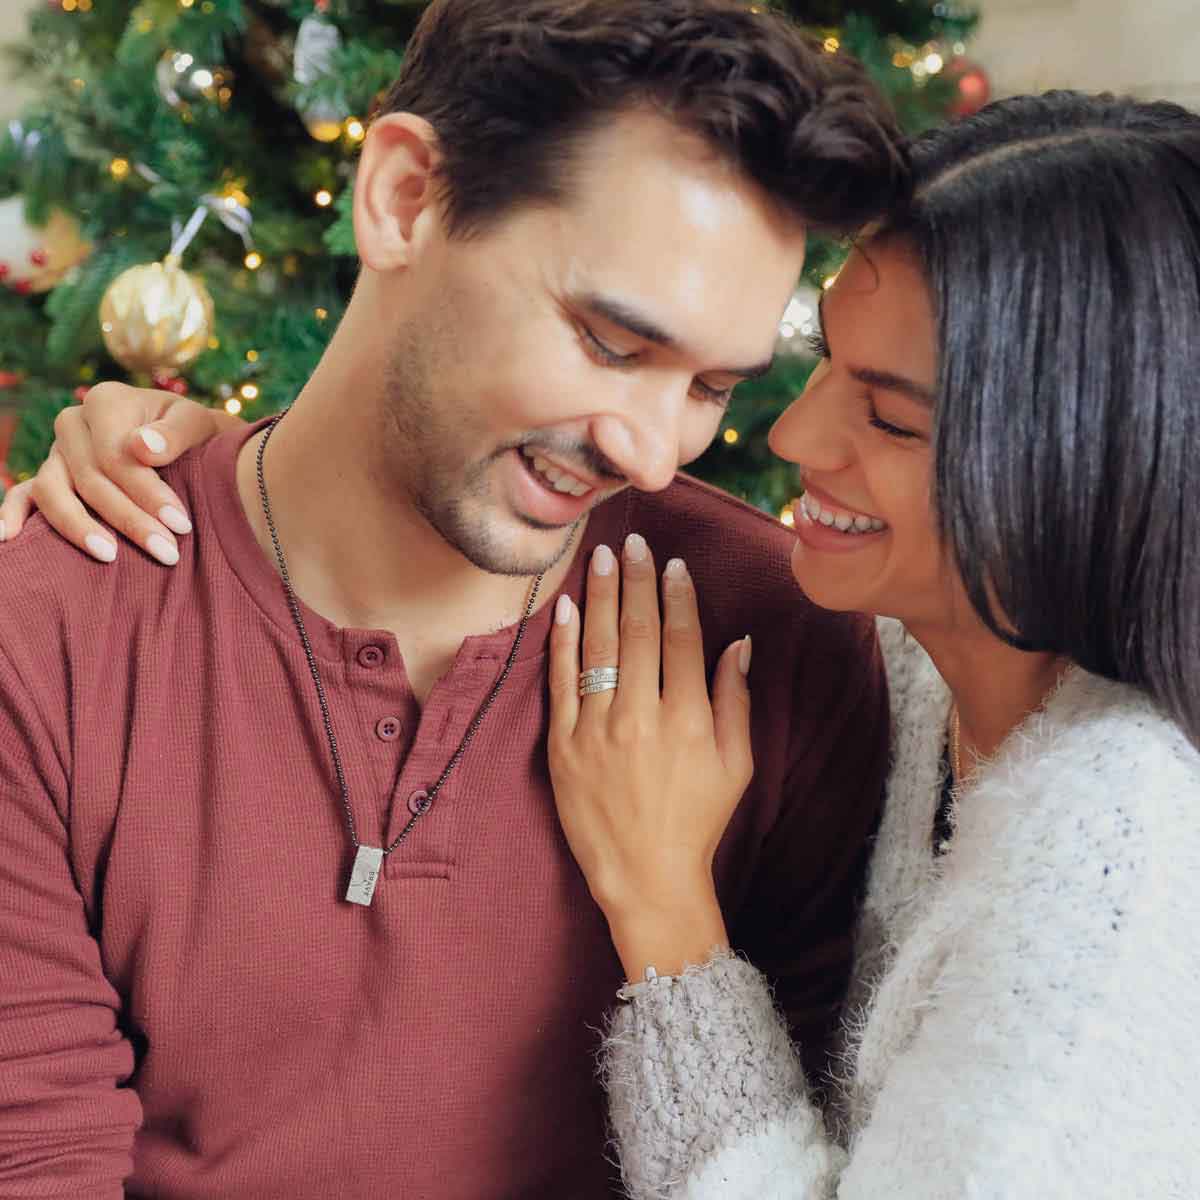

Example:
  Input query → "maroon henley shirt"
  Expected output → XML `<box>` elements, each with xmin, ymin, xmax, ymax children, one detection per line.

<box><xmin>0</xmin><ymin>420</ymin><xmax>888</xmax><ymax>1198</ymax></box>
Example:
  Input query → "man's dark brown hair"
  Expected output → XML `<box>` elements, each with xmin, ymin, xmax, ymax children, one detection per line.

<box><xmin>379</xmin><ymin>0</ymin><xmax>910</xmax><ymax>240</ymax></box>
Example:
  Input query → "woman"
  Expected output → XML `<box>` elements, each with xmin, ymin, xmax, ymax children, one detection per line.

<box><xmin>5</xmin><ymin>92</ymin><xmax>1199</xmax><ymax>1195</ymax></box>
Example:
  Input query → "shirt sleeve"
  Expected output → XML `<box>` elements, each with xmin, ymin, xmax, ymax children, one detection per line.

<box><xmin>729</xmin><ymin>614</ymin><xmax>889</xmax><ymax>1086</ymax></box>
<box><xmin>0</xmin><ymin>639</ymin><xmax>141</xmax><ymax>1198</ymax></box>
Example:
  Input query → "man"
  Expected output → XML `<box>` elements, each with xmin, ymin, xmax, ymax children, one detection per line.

<box><xmin>0</xmin><ymin>2</ymin><xmax>905</xmax><ymax>1196</ymax></box>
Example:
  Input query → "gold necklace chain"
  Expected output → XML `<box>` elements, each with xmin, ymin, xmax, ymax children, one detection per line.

<box><xmin>949</xmin><ymin>705</ymin><xmax>965</xmax><ymax>785</ymax></box>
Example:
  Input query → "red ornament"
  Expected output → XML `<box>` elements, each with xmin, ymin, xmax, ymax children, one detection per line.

<box><xmin>0</xmin><ymin>264</ymin><xmax>9</xmax><ymax>280</ymax></box>
<box><xmin>0</xmin><ymin>371</ymin><xmax>24</xmax><ymax>389</ymax></box>
<box><xmin>12</xmin><ymin>281</ymin><xmax>31</xmax><ymax>295</ymax></box>
<box><xmin>166</xmin><ymin>377</ymin><xmax>189</xmax><ymax>395</ymax></box>
<box><xmin>945</xmin><ymin>57</ymin><xmax>991</xmax><ymax>119</ymax></box>
<box><xmin>74</xmin><ymin>386</ymin><xmax>90</xmax><ymax>403</ymax></box>
<box><xmin>315</xmin><ymin>0</ymin><xmax>330</xmax><ymax>10</ymax></box>
<box><xmin>29</xmin><ymin>249</ymin><xmax>48</xmax><ymax>268</ymax></box>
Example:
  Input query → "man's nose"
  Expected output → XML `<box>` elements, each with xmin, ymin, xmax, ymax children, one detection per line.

<box><xmin>590</xmin><ymin>392</ymin><xmax>685</xmax><ymax>494</ymax></box>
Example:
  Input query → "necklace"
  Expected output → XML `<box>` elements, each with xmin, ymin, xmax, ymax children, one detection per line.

<box><xmin>949</xmin><ymin>705</ymin><xmax>967</xmax><ymax>786</ymax></box>
<box><xmin>256</xmin><ymin>412</ymin><xmax>546</xmax><ymax>907</ymax></box>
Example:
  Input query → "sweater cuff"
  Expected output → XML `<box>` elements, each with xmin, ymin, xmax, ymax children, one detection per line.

<box><xmin>601</xmin><ymin>951</ymin><xmax>810</xmax><ymax>1200</ymax></box>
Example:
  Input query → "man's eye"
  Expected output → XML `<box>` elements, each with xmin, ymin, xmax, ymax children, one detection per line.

<box><xmin>581</xmin><ymin>327</ymin><xmax>637</xmax><ymax>365</ymax></box>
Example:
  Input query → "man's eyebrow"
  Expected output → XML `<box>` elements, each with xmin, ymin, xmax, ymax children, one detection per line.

<box><xmin>579</xmin><ymin>293</ymin><xmax>775</xmax><ymax>380</ymax></box>
<box><xmin>817</xmin><ymin>291</ymin><xmax>935</xmax><ymax>406</ymax></box>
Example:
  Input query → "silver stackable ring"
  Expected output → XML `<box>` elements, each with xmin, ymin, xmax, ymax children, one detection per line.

<box><xmin>578</xmin><ymin>667</ymin><xmax>620</xmax><ymax>696</ymax></box>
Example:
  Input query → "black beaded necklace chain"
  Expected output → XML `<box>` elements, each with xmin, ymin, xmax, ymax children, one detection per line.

<box><xmin>255</xmin><ymin>412</ymin><xmax>545</xmax><ymax>906</ymax></box>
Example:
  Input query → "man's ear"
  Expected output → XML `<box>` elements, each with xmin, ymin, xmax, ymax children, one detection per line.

<box><xmin>353</xmin><ymin>113</ymin><xmax>442</xmax><ymax>272</ymax></box>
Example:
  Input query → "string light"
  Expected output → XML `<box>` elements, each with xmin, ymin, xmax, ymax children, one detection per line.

<box><xmin>109</xmin><ymin>157</ymin><xmax>131</xmax><ymax>181</ymax></box>
<box><xmin>723</xmin><ymin>428</ymin><xmax>740</xmax><ymax>445</ymax></box>
<box><xmin>822</xmin><ymin>274</ymin><xmax>839</xmax><ymax>290</ymax></box>
<box><xmin>62</xmin><ymin>0</ymin><xmax>77</xmax><ymax>10</ymax></box>
<box><xmin>823</xmin><ymin>36</ymin><xmax>840</xmax><ymax>54</ymax></box>
<box><xmin>780</xmin><ymin>504</ymin><xmax>796</xmax><ymax>527</ymax></box>
<box><xmin>71</xmin><ymin>77</ymin><xmax>86</xmax><ymax>92</ymax></box>
<box><xmin>78</xmin><ymin>0</ymin><xmax>93</xmax><ymax>9</ymax></box>
<box><xmin>314</xmin><ymin>189</ymin><xmax>333</xmax><ymax>208</ymax></box>
<box><xmin>180</xmin><ymin>0</ymin><xmax>195</xmax><ymax>6</ymax></box>
<box><xmin>207</xmin><ymin>336</ymin><xmax>220</xmax><ymax>350</ymax></box>
<box><xmin>224</xmin><ymin>397</ymin><xmax>243</xmax><ymax>416</ymax></box>
<box><xmin>243</xmin><ymin>251</ymin><xmax>263</xmax><ymax>271</ymax></box>
<box><xmin>344</xmin><ymin>118</ymin><xmax>366</xmax><ymax>142</ymax></box>
<box><xmin>239</xmin><ymin>383</ymin><xmax>259</xmax><ymax>401</ymax></box>
<box><xmin>314</xmin><ymin>307</ymin><xmax>328</xmax><ymax>321</ymax></box>
<box><xmin>245</xmin><ymin>349</ymin><xmax>259</xmax><ymax>363</ymax></box>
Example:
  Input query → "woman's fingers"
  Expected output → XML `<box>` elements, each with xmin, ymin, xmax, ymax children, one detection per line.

<box><xmin>579</xmin><ymin>542</ymin><xmax>621</xmax><ymax>712</ymax></box>
<box><xmin>615</xmin><ymin>533</ymin><xmax>661</xmax><ymax>706</ymax></box>
<box><xmin>548</xmin><ymin>594</ymin><xmax>581</xmax><ymax>740</ymax></box>
<box><xmin>0</xmin><ymin>479</ymin><xmax>34</xmax><ymax>542</ymax></box>
<box><xmin>712</xmin><ymin>637</ymin><xmax>754</xmax><ymax>786</ymax></box>
<box><xmin>660</xmin><ymin>558</ymin><xmax>710</xmax><ymax>706</ymax></box>
<box><xmin>52</xmin><ymin>402</ymin><xmax>190</xmax><ymax>552</ymax></box>
<box><xmin>26</xmin><ymin>449</ymin><xmax>119</xmax><ymax>563</ymax></box>
<box><xmin>128</xmin><ymin>396</ymin><xmax>242</xmax><ymax>467</ymax></box>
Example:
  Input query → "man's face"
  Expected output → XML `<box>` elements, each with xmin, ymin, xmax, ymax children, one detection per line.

<box><xmin>371</xmin><ymin>110</ymin><xmax>808</xmax><ymax>577</ymax></box>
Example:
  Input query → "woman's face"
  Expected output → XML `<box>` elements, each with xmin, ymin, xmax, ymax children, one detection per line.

<box><xmin>769</xmin><ymin>236</ymin><xmax>966</xmax><ymax>628</ymax></box>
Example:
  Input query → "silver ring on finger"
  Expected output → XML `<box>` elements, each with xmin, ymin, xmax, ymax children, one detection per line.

<box><xmin>579</xmin><ymin>667</ymin><xmax>620</xmax><ymax>696</ymax></box>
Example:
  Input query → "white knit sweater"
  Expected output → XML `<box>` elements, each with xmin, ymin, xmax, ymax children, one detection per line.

<box><xmin>603</xmin><ymin>618</ymin><xmax>1200</xmax><ymax>1199</ymax></box>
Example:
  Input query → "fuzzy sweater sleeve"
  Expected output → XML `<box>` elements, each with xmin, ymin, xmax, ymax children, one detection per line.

<box><xmin>603</xmin><ymin>674</ymin><xmax>1200</xmax><ymax>1199</ymax></box>
<box><xmin>603</xmin><ymin>954</ymin><xmax>844</xmax><ymax>1200</ymax></box>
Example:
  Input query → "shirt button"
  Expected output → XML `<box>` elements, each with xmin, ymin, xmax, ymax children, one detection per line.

<box><xmin>376</xmin><ymin>716</ymin><xmax>402</xmax><ymax>742</ymax></box>
<box><xmin>357</xmin><ymin>645</ymin><xmax>385</xmax><ymax>669</ymax></box>
<box><xmin>407</xmin><ymin>789</ymin><xmax>432</xmax><ymax>817</ymax></box>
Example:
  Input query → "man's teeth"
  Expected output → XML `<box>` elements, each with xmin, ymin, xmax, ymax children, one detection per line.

<box><xmin>522</xmin><ymin>448</ymin><xmax>591</xmax><ymax>498</ymax></box>
<box><xmin>799</xmin><ymin>493</ymin><xmax>886</xmax><ymax>534</ymax></box>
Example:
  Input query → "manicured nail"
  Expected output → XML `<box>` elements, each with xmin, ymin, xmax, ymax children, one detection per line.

<box><xmin>159</xmin><ymin>505</ymin><xmax>193</xmax><ymax>535</ymax></box>
<box><xmin>139</xmin><ymin>426</ymin><xmax>167</xmax><ymax>454</ymax></box>
<box><xmin>85</xmin><ymin>534</ymin><xmax>117</xmax><ymax>563</ymax></box>
<box><xmin>555</xmin><ymin>594</ymin><xmax>573</xmax><ymax>626</ymax></box>
<box><xmin>147</xmin><ymin>533</ymin><xmax>179</xmax><ymax>566</ymax></box>
<box><xmin>738</xmin><ymin>636</ymin><xmax>753</xmax><ymax>676</ymax></box>
<box><xmin>665</xmin><ymin>558</ymin><xmax>688</xmax><ymax>581</ymax></box>
<box><xmin>593</xmin><ymin>544</ymin><xmax>615</xmax><ymax>576</ymax></box>
<box><xmin>625</xmin><ymin>533</ymin><xmax>648</xmax><ymax>563</ymax></box>
<box><xmin>0</xmin><ymin>519</ymin><xmax>6</xmax><ymax>543</ymax></box>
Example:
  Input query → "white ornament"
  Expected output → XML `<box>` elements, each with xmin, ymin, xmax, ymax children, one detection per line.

<box><xmin>0</xmin><ymin>195</ymin><xmax>91</xmax><ymax>292</ymax></box>
<box><xmin>294</xmin><ymin>15</ymin><xmax>348</xmax><ymax>141</ymax></box>
<box><xmin>777</xmin><ymin>284</ymin><xmax>823</xmax><ymax>355</ymax></box>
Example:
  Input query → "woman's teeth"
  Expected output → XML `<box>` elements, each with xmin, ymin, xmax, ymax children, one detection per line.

<box><xmin>521</xmin><ymin>447</ymin><xmax>592</xmax><ymax>498</ymax></box>
<box><xmin>799</xmin><ymin>493</ymin><xmax>887</xmax><ymax>535</ymax></box>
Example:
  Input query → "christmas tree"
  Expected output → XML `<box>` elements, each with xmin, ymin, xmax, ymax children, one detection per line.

<box><xmin>0</xmin><ymin>0</ymin><xmax>982</xmax><ymax>518</ymax></box>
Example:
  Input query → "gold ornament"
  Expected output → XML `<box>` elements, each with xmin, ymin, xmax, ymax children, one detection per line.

<box><xmin>99</xmin><ymin>256</ymin><xmax>214</xmax><ymax>374</ymax></box>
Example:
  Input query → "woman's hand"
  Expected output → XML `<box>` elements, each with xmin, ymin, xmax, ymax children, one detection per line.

<box><xmin>548</xmin><ymin>533</ymin><xmax>754</xmax><ymax>982</ymax></box>
<box><xmin>0</xmin><ymin>383</ymin><xmax>239</xmax><ymax>563</ymax></box>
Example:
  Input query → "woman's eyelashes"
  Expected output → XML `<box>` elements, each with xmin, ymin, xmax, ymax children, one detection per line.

<box><xmin>806</xmin><ymin>328</ymin><xmax>922</xmax><ymax>441</ymax></box>
<box><xmin>578</xmin><ymin>324</ymin><xmax>733</xmax><ymax>409</ymax></box>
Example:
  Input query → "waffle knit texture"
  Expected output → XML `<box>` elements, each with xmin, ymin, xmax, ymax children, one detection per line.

<box><xmin>0</xmin><ymin>421</ymin><xmax>889</xmax><ymax>1199</ymax></box>
<box><xmin>604</xmin><ymin>617</ymin><xmax>1200</xmax><ymax>1199</ymax></box>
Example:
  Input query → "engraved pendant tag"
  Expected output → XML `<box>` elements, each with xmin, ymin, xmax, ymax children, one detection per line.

<box><xmin>345</xmin><ymin>845</ymin><xmax>384</xmax><ymax>907</ymax></box>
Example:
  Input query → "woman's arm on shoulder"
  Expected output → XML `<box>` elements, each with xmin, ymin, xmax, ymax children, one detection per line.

<box><xmin>0</xmin><ymin>383</ymin><xmax>238</xmax><ymax>563</ymax></box>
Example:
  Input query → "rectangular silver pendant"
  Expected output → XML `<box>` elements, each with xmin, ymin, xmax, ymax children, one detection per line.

<box><xmin>345</xmin><ymin>845</ymin><xmax>384</xmax><ymax>907</ymax></box>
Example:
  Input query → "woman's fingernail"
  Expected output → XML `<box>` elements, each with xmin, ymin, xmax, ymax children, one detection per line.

<box><xmin>665</xmin><ymin>558</ymin><xmax>688</xmax><ymax>581</ymax></box>
<box><xmin>147</xmin><ymin>534</ymin><xmax>180</xmax><ymax>566</ymax></box>
<box><xmin>593</xmin><ymin>544</ymin><xmax>615</xmax><ymax>576</ymax></box>
<box><xmin>85</xmin><ymin>534</ymin><xmax>118</xmax><ymax>563</ymax></box>
<box><xmin>625</xmin><ymin>533</ymin><xmax>648</xmax><ymax>563</ymax></box>
<box><xmin>0</xmin><ymin>519</ymin><xmax>7</xmax><ymax>543</ymax></box>
<box><xmin>738</xmin><ymin>636</ymin><xmax>753</xmax><ymax>677</ymax></box>
<box><xmin>555</xmin><ymin>594</ymin><xmax>573</xmax><ymax>626</ymax></box>
<box><xmin>139</xmin><ymin>426</ymin><xmax>167</xmax><ymax>454</ymax></box>
<box><xmin>159</xmin><ymin>505</ymin><xmax>193</xmax><ymax>535</ymax></box>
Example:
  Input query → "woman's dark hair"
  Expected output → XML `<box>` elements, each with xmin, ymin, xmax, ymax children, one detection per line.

<box><xmin>379</xmin><ymin>0</ymin><xmax>909</xmax><ymax>239</ymax></box>
<box><xmin>886</xmin><ymin>92</ymin><xmax>1200</xmax><ymax>747</ymax></box>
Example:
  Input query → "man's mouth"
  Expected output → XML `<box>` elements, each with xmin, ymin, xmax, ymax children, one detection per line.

<box><xmin>517</xmin><ymin>446</ymin><xmax>596</xmax><ymax>498</ymax></box>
